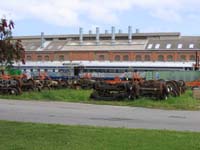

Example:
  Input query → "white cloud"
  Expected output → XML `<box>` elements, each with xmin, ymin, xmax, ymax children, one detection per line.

<box><xmin>0</xmin><ymin>0</ymin><xmax>200</xmax><ymax>27</ymax></box>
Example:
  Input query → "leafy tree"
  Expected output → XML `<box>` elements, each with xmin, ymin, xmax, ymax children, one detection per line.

<box><xmin>0</xmin><ymin>18</ymin><xmax>25</xmax><ymax>73</ymax></box>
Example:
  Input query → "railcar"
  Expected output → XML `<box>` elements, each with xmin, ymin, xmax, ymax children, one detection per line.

<box><xmin>13</xmin><ymin>61</ymin><xmax>196</xmax><ymax>80</ymax></box>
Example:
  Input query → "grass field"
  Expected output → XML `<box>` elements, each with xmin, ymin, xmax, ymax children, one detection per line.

<box><xmin>0</xmin><ymin>120</ymin><xmax>200</xmax><ymax>150</ymax></box>
<box><xmin>0</xmin><ymin>89</ymin><xmax>200</xmax><ymax>110</ymax></box>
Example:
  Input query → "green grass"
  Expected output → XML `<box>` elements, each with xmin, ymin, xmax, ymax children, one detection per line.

<box><xmin>0</xmin><ymin>89</ymin><xmax>200</xmax><ymax>110</ymax></box>
<box><xmin>0</xmin><ymin>120</ymin><xmax>200</xmax><ymax>150</ymax></box>
<box><xmin>0</xmin><ymin>89</ymin><xmax>91</xmax><ymax>102</ymax></box>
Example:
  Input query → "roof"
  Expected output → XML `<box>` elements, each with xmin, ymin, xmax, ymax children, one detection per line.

<box><xmin>145</xmin><ymin>36</ymin><xmax>200</xmax><ymax>50</ymax></box>
<box><xmin>12</xmin><ymin>32</ymin><xmax>200</xmax><ymax>51</ymax></box>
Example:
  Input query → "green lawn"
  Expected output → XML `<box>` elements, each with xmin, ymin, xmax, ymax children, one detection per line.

<box><xmin>0</xmin><ymin>120</ymin><xmax>200</xmax><ymax>150</ymax></box>
<box><xmin>0</xmin><ymin>89</ymin><xmax>200</xmax><ymax>110</ymax></box>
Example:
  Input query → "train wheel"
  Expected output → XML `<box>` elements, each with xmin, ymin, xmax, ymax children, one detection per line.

<box><xmin>9</xmin><ymin>88</ymin><xmax>19</xmax><ymax>95</ymax></box>
<box><xmin>42</xmin><ymin>86</ymin><xmax>50</xmax><ymax>91</ymax></box>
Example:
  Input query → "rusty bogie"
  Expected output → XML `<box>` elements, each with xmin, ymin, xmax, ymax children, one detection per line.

<box><xmin>0</xmin><ymin>79</ymin><xmax>22</xmax><ymax>95</ymax></box>
<box><xmin>91</xmin><ymin>81</ymin><xmax>137</xmax><ymax>100</ymax></box>
<box><xmin>138</xmin><ymin>80</ymin><xmax>168</xmax><ymax>100</ymax></box>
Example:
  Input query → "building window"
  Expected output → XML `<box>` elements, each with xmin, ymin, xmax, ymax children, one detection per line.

<box><xmin>189</xmin><ymin>44</ymin><xmax>194</xmax><ymax>49</ymax></box>
<box><xmin>123</xmin><ymin>55</ymin><xmax>129</xmax><ymax>61</ymax></box>
<box><xmin>189</xmin><ymin>55</ymin><xmax>195</xmax><ymax>61</ymax></box>
<box><xmin>44</xmin><ymin>55</ymin><xmax>49</xmax><ymax>61</ymax></box>
<box><xmin>114</xmin><ymin>55</ymin><xmax>120</xmax><ymax>61</ymax></box>
<box><xmin>144</xmin><ymin>55</ymin><xmax>150</xmax><ymax>61</ymax></box>
<box><xmin>30</xmin><ymin>45</ymin><xmax>36</xmax><ymax>50</ymax></box>
<box><xmin>180</xmin><ymin>55</ymin><xmax>186</xmax><ymax>61</ymax></box>
<box><xmin>26</xmin><ymin>56</ymin><xmax>32</xmax><ymax>61</ymax></box>
<box><xmin>166</xmin><ymin>44</ymin><xmax>171</xmax><ymax>49</ymax></box>
<box><xmin>167</xmin><ymin>55</ymin><xmax>173</xmax><ymax>61</ymax></box>
<box><xmin>155</xmin><ymin>44</ymin><xmax>160</xmax><ymax>49</ymax></box>
<box><xmin>178</xmin><ymin>44</ymin><xmax>182</xmax><ymax>49</ymax></box>
<box><xmin>59</xmin><ymin>55</ymin><xmax>64</xmax><ymax>61</ymax></box>
<box><xmin>37</xmin><ymin>55</ymin><xmax>42</xmax><ymax>61</ymax></box>
<box><xmin>158</xmin><ymin>55</ymin><xmax>164</xmax><ymax>61</ymax></box>
<box><xmin>135</xmin><ymin>55</ymin><xmax>142</xmax><ymax>61</ymax></box>
<box><xmin>147</xmin><ymin>44</ymin><xmax>153</xmax><ymax>49</ymax></box>
<box><xmin>99</xmin><ymin>55</ymin><xmax>105</xmax><ymax>61</ymax></box>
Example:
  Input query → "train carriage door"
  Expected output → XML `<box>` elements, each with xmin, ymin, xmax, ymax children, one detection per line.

<box><xmin>74</xmin><ymin>66</ymin><xmax>83</xmax><ymax>76</ymax></box>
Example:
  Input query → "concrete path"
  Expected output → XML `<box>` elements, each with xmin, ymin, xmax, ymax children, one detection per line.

<box><xmin>0</xmin><ymin>99</ymin><xmax>200</xmax><ymax>132</ymax></box>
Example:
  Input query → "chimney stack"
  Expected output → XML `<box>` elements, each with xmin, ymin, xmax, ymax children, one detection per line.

<box><xmin>40</xmin><ymin>32</ymin><xmax>44</xmax><ymax>48</ymax></box>
<box><xmin>96</xmin><ymin>27</ymin><xmax>100</xmax><ymax>45</ymax></box>
<box><xmin>89</xmin><ymin>30</ymin><xmax>92</xmax><ymax>35</ymax></box>
<box><xmin>79</xmin><ymin>27</ymin><xmax>83</xmax><ymax>45</ymax></box>
<box><xmin>128</xmin><ymin>26</ymin><xmax>132</xmax><ymax>44</ymax></box>
<box><xmin>105</xmin><ymin>30</ymin><xmax>108</xmax><ymax>34</ymax></box>
<box><xmin>111</xmin><ymin>26</ymin><xmax>115</xmax><ymax>44</ymax></box>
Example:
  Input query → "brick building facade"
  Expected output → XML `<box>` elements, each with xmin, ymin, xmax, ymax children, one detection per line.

<box><xmin>13</xmin><ymin>27</ymin><xmax>200</xmax><ymax>63</ymax></box>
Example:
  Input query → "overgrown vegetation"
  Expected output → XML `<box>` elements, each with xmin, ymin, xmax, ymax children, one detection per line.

<box><xmin>0</xmin><ymin>18</ymin><xmax>25</xmax><ymax>69</ymax></box>
<box><xmin>0</xmin><ymin>89</ymin><xmax>199</xmax><ymax>110</ymax></box>
<box><xmin>0</xmin><ymin>120</ymin><xmax>200</xmax><ymax>150</ymax></box>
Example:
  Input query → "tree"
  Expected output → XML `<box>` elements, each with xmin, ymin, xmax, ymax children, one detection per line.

<box><xmin>0</xmin><ymin>18</ymin><xmax>25</xmax><ymax>74</ymax></box>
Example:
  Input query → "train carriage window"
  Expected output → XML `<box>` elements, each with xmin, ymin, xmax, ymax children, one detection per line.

<box><xmin>114</xmin><ymin>55</ymin><xmax>120</xmax><ymax>61</ymax></box>
<box><xmin>167</xmin><ymin>55</ymin><xmax>173</xmax><ymax>61</ymax></box>
<box><xmin>158</xmin><ymin>55</ymin><xmax>164</xmax><ymax>61</ymax></box>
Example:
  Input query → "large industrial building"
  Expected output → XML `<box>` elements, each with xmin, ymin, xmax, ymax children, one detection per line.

<box><xmin>13</xmin><ymin>27</ymin><xmax>200</xmax><ymax>63</ymax></box>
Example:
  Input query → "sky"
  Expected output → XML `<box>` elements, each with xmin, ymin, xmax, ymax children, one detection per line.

<box><xmin>1</xmin><ymin>0</ymin><xmax>200</xmax><ymax>36</ymax></box>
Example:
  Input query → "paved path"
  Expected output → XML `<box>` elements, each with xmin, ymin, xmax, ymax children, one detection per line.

<box><xmin>0</xmin><ymin>99</ymin><xmax>200</xmax><ymax>131</ymax></box>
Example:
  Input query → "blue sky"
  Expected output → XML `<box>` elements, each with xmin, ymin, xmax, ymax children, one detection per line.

<box><xmin>1</xmin><ymin>0</ymin><xmax>200</xmax><ymax>36</ymax></box>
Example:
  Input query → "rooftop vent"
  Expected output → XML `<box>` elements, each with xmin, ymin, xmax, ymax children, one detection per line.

<box><xmin>79</xmin><ymin>27</ymin><xmax>83</xmax><ymax>45</ymax></box>
<box><xmin>128</xmin><ymin>26</ymin><xmax>132</xmax><ymax>43</ymax></box>
<box><xmin>40</xmin><ymin>32</ymin><xmax>45</xmax><ymax>48</ymax></box>
<box><xmin>96</xmin><ymin>27</ymin><xmax>100</xmax><ymax>45</ymax></box>
<box><xmin>105</xmin><ymin>30</ymin><xmax>108</xmax><ymax>34</ymax></box>
<box><xmin>136</xmin><ymin>28</ymin><xmax>140</xmax><ymax>33</ymax></box>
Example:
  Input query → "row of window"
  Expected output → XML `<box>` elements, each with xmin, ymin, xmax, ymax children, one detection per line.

<box><xmin>112</xmin><ymin>55</ymin><xmax>195</xmax><ymax>61</ymax></box>
<box><xmin>27</xmin><ymin>55</ymin><xmax>65</xmax><ymax>61</ymax></box>
<box><xmin>147</xmin><ymin>43</ymin><xmax>195</xmax><ymax>49</ymax></box>
<box><xmin>26</xmin><ymin>54</ymin><xmax>196</xmax><ymax>61</ymax></box>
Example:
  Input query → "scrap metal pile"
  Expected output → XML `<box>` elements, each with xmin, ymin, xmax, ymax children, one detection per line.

<box><xmin>0</xmin><ymin>71</ymin><xmax>96</xmax><ymax>95</ymax></box>
<box><xmin>0</xmin><ymin>70</ymin><xmax>187</xmax><ymax>101</ymax></box>
<box><xmin>90</xmin><ymin>76</ymin><xmax>186</xmax><ymax>101</ymax></box>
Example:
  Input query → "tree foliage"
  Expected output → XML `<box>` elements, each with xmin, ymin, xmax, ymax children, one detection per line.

<box><xmin>0</xmin><ymin>18</ymin><xmax>25</xmax><ymax>67</ymax></box>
